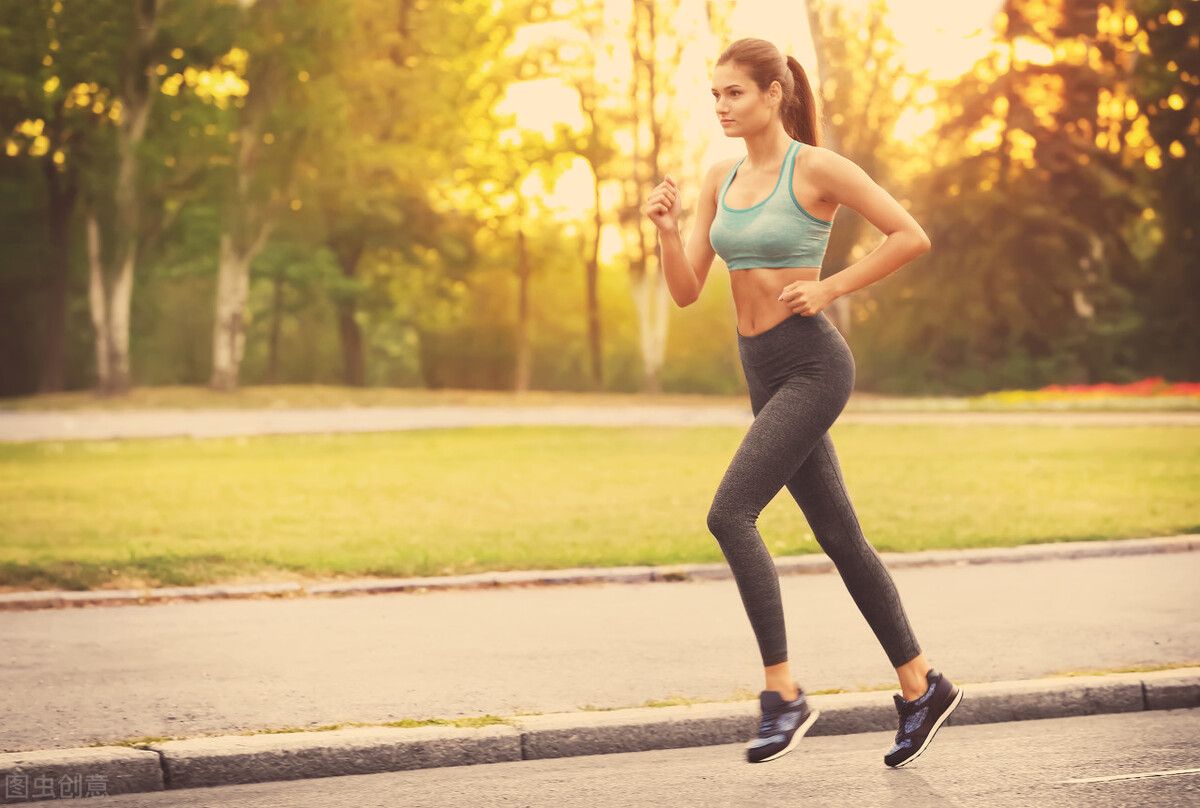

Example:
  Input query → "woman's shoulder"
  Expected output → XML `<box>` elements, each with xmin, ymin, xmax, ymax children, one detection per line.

<box><xmin>705</xmin><ymin>156</ymin><xmax>741</xmax><ymax>178</ymax></box>
<box><xmin>793</xmin><ymin>143</ymin><xmax>864</xmax><ymax>196</ymax></box>
<box><xmin>794</xmin><ymin>142</ymin><xmax>838</xmax><ymax>168</ymax></box>
<box><xmin>692</xmin><ymin>157</ymin><xmax>741</xmax><ymax>206</ymax></box>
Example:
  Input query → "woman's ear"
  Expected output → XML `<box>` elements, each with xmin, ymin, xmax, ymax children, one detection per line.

<box><xmin>768</xmin><ymin>80</ymin><xmax>783</xmax><ymax>109</ymax></box>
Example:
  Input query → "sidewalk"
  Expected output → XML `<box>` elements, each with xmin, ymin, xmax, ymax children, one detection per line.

<box><xmin>2</xmin><ymin>405</ymin><xmax>1199</xmax><ymax>442</ymax></box>
<box><xmin>2</xmin><ymin>539</ymin><xmax>1199</xmax><ymax>801</ymax></box>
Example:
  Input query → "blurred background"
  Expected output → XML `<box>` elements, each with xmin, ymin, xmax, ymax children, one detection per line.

<box><xmin>1</xmin><ymin>0</ymin><xmax>1197</xmax><ymax>400</ymax></box>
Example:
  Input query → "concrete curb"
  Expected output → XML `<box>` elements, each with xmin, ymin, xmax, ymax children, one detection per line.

<box><xmin>1</xmin><ymin>669</ymin><xmax>1197</xmax><ymax>803</ymax></box>
<box><xmin>2</xmin><ymin>535</ymin><xmax>1197</xmax><ymax>612</ymax></box>
<box><xmin>0</xmin><ymin>747</ymin><xmax>164</xmax><ymax>801</ymax></box>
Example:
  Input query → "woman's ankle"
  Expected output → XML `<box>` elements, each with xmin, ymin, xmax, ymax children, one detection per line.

<box><xmin>764</xmin><ymin>669</ymin><xmax>800</xmax><ymax>700</ymax></box>
<box><xmin>895</xmin><ymin>654</ymin><xmax>933</xmax><ymax>701</ymax></box>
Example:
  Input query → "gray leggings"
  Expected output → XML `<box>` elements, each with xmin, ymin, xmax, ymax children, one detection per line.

<box><xmin>707</xmin><ymin>312</ymin><xmax>922</xmax><ymax>669</ymax></box>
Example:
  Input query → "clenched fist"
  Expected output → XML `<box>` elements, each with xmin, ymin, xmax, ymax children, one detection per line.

<box><xmin>779</xmin><ymin>279</ymin><xmax>836</xmax><ymax>317</ymax></box>
<box><xmin>643</xmin><ymin>175</ymin><xmax>682</xmax><ymax>232</ymax></box>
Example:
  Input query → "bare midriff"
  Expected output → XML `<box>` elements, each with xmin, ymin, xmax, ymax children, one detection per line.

<box><xmin>730</xmin><ymin>266</ymin><xmax>822</xmax><ymax>337</ymax></box>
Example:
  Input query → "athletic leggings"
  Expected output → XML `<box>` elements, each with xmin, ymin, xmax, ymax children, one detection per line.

<box><xmin>707</xmin><ymin>311</ymin><xmax>922</xmax><ymax>669</ymax></box>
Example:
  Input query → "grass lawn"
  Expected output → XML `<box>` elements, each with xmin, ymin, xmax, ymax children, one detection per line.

<box><xmin>1</xmin><ymin>423</ymin><xmax>1197</xmax><ymax>591</ymax></box>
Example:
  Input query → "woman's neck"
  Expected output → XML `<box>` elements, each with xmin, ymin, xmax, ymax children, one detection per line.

<box><xmin>741</xmin><ymin>123</ymin><xmax>793</xmax><ymax>170</ymax></box>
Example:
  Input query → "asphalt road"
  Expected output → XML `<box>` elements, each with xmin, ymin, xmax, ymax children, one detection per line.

<box><xmin>4</xmin><ymin>552</ymin><xmax>1198</xmax><ymax>753</ymax></box>
<box><xmin>51</xmin><ymin>709</ymin><xmax>1200</xmax><ymax>808</ymax></box>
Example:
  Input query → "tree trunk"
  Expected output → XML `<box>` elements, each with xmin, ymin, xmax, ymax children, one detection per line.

<box><xmin>210</xmin><ymin>234</ymin><xmax>255</xmax><ymax>391</ymax></box>
<box><xmin>209</xmin><ymin>100</ymin><xmax>277</xmax><ymax>390</ymax></box>
<box><xmin>38</xmin><ymin>159</ymin><xmax>78</xmax><ymax>393</ymax></box>
<box><xmin>331</xmin><ymin>232</ymin><xmax>366</xmax><ymax>387</ymax></box>
<box><xmin>629</xmin><ymin>270</ymin><xmax>669</xmax><ymax>394</ymax></box>
<box><xmin>84</xmin><ymin>206</ymin><xmax>135</xmax><ymax>395</ymax></box>
<box><xmin>585</xmin><ymin>166</ymin><xmax>603</xmax><ymax>390</ymax></box>
<box><xmin>337</xmin><ymin>303</ymin><xmax>365</xmax><ymax>387</ymax></box>
<box><xmin>267</xmin><ymin>270</ymin><xmax>284</xmax><ymax>384</ymax></box>
<box><xmin>85</xmin><ymin>208</ymin><xmax>112</xmax><ymax>391</ymax></box>
<box><xmin>514</xmin><ymin>227</ymin><xmax>532</xmax><ymax>392</ymax></box>
<box><xmin>82</xmin><ymin>0</ymin><xmax>157</xmax><ymax>396</ymax></box>
<box><xmin>627</xmin><ymin>0</ymin><xmax>672</xmax><ymax>394</ymax></box>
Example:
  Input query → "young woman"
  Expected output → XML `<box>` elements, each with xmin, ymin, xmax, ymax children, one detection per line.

<box><xmin>642</xmin><ymin>38</ymin><xmax>962</xmax><ymax>767</ymax></box>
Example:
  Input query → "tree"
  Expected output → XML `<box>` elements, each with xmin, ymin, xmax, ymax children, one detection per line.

<box><xmin>209</xmin><ymin>0</ymin><xmax>350</xmax><ymax>391</ymax></box>
<box><xmin>84</xmin><ymin>0</ymin><xmax>166</xmax><ymax>395</ymax></box>
<box><xmin>622</xmin><ymin>0</ymin><xmax>683</xmax><ymax>393</ymax></box>
<box><xmin>0</xmin><ymin>0</ymin><xmax>144</xmax><ymax>394</ymax></box>
<box><xmin>804</xmin><ymin>0</ymin><xmax>919</xmax><ymax>338</ymax></box>
<box><xmin>518</xmin><ymin>1</ymin><xmax>623</xmax><ymax>390</ymax></box>
<box><xmin>1126</xmin><ymin>0</ymin><xmax>1200</xmax><ymax>377</ymax></box>
<box><xmin>852</xmin><ymin>0</ymin><xmax>1163</xmax><ymax>392</ymax></box>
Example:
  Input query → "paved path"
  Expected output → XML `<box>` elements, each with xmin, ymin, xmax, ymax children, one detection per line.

<box><xmin>57</xmin><ymin>711</ymin><xmax>1200</xmax><ymax>808</ymax></box>
<box><xmin>3</xmin><ymin>550</ymin><xmax>1198</xmax><ymax>754</ymax></box>
<box><xmin>2</xmin><ymin>406</ymin><xmax>1198</xmax><ymax>441</ymax></box>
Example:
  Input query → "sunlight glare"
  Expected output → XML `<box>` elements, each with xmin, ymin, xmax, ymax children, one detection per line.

<box><xmin>497</xmin><ymin>78</ymin><xmax>585</xmax><ymax>138</ymax></box>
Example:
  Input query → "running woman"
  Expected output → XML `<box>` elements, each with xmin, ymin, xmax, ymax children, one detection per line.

<box><xmin>642</xmin><ymin>37</ymin><xmax>962</xmax><ymax>767</ymax></box>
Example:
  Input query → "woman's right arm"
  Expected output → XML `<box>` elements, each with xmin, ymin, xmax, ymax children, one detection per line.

<box><xmin>642</xmin><ymin>163</ymin><xmax>725</xmax><ymax>307</ymax></box>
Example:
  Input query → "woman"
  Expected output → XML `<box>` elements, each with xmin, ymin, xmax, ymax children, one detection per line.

<box><xmin>642</xmin><ymin>38</ymin><xmax>962</xmax><ymax>767</ymax></box>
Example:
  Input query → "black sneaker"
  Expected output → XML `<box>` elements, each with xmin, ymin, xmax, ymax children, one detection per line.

<box><xmin>746</xmin><ymin>688</ymin><xmax>819</xmax><ymax>763</ymax></box>
<box><xmin>884</xmin><ymin>669</ymin><xmax>963</xmax><ymax>768</ymax></box>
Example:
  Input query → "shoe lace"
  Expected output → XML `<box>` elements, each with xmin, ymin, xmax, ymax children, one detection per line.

<box><xmin>893</xmin><ymin>702</ymin><xmax>912</xmax><ymax>740</ymax></box>
<box><xmin>758</xmin><ymin>705</ymin><xmax>783</xmax><ymax>736</ymax></box>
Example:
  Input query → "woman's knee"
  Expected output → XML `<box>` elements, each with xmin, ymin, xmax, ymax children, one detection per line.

<box><xmin>706</xmin><ymin>497</ymin><xmax>753</xmax><ymax>542</ymax></box>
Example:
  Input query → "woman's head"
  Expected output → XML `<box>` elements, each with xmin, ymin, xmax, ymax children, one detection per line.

<box><xmin>714</xmin><ymin>38</ymin><xmax>822</xmax><ymax>147</ymax></box>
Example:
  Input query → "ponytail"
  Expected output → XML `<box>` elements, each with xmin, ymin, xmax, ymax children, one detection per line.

<box><xmin>783</xmin><ymin>55</ymin><xmax>822</xmax><ymax>147</ymax></box>
<box><xmin>717</xmin><ymin>39</ymin><xmax>823</xmax><ymax>147</ymax></box>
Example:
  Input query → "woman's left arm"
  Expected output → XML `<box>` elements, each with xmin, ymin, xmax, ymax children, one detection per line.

<box><xmin>779</xmin><ymin>148</ymin><xmax>931</xmax><ymax>316</ymax></box>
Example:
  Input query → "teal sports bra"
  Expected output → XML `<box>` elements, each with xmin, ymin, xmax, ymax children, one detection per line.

<box><xmin>709</xmin><ymin>140</ymin><xmax>833</xmax><ymax>271</ymax></box>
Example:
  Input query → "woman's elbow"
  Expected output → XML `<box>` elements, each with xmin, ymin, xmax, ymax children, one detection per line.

<box><xmin>671</xmin><ymin>289</ymin><xmax>700</xmax><ymax>308</ymax></box>
<box><xmin>914</xmin><ymin>227</ymin><xmax>932</xmax><ymax>253</ymax></box>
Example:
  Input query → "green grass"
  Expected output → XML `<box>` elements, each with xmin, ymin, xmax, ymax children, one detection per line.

<box><xmin>96</xmin><ymin>715</ymin><xmax>515</xmax><ymax>748</ymax></box>
<box><xmin>1</xmin><ymin>424</ymin><xmax>1197</xmax><ymax>592</ymax></box>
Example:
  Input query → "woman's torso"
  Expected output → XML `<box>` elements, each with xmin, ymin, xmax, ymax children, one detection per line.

<box><xmin>710</xmin><ymin>141</ymin><xmax>837</xmax><ymax>336</ymax></box>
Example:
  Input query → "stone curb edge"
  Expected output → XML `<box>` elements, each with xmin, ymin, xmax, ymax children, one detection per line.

<box><xmin>1</xmin><ymin>669</ymin><xmax>1197</xmax><ymax>803</ymax></box>
<box><xmin>1</xmin><ymin>534</ymin><xmax>1197</xmax><ymax>612</ymax></box>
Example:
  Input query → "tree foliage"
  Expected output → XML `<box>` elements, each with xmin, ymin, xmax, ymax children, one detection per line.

<box><xmin>0</xmin><ymin>0</ymin><xmax>1196</xmax><ymax>399</ymax></box>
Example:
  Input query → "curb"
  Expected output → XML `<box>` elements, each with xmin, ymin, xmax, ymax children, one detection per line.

<box><xmin>2</xmin><ymin>534</ymin><xmax>1197</xmax><ymax>612</ymax></box>
<box><xmin>1</xmin><ymin>668</ymin><xmax>1197</xmax><ymax>803</ymax></box>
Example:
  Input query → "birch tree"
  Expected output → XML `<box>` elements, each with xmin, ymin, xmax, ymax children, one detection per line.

<box><xmin>85</xmin><ymin>0</ymin><xmax>162</xmax><ymax>395</ymax></box>
<box><xmin>209</xmin><ymin>0</ymin><xmax>349</xmax><ymax>391</ymax></box>
<box><xmin>623</xmin><ymin>0</ymin><xmax>679</xmax><ymax>393</ymax></box>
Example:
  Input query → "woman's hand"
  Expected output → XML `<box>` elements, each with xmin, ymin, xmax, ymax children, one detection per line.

<box><xmin>643</xmin><ymin>175</ymin><xmax>682</xmax><ymax>233</ymax></box>
<box><xmin>779</xmin><ymin>279</ymin><xmax>837</xmax><ymax>316</ymax></box>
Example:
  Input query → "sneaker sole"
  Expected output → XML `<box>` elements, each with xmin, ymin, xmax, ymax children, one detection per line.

<box><xmin>889</xmin><ymin>687</ymin><xmax>963</xmax><ymax>769</ymax></box>
<box><xmin>752</xmin><ymin>708</ymin><xmax>820</xmax><ymax>763</ymax></box>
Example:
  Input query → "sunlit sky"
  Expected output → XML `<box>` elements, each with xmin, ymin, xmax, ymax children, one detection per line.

<box><xmin>500</xmin><ymin>0</ymin><xmax>1005</xmax><ymax>243</ymax></box>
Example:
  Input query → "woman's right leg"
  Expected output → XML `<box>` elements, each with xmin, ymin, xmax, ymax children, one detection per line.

<box><xmin>706</xmin><ymin>376</ymin><xmax>849</xmax><ymax>674</ymax></box>
<box><xmin>708</xmin><ymin>370</ymin><xmax>846</xmax><ymax>763</ymax></box>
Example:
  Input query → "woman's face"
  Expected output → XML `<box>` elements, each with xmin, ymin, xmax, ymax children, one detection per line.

<box><xmin>711</xmin><ymin>62</ymin><xmax>779</xmax><ymax>138</ymax></box>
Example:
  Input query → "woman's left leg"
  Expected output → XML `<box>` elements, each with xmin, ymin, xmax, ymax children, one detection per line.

<box><xmin>782</xmin><ymin>432</ymin><xmax>924</xmax><ymax>683</ymax></box>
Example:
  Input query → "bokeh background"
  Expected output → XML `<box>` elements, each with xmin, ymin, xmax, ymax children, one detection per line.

<box><xmin>1</xmin><ymin>0</ymin><xmax>1197</xmax><ymax>399</ymax></box>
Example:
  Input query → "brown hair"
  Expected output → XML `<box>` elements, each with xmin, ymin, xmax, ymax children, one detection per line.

<box><xmin>716</xmin><ymin>38</ymin><xmax>822</xmax><ymax>147</ymax></box>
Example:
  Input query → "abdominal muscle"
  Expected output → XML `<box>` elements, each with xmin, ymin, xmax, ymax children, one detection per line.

<box><xmin>730</xmin><ymin>266</ymin><xmax>822</xmax><ymax>337</ymax></box>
